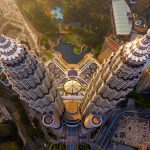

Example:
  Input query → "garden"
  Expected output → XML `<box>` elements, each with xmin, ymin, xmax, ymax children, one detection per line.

<box><xmin>16</xmin><ymin>0</ymin><xmax>111</xmax><ymax>60</ymax></box>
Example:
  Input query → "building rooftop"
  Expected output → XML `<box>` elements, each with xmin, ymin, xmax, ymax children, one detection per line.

<box><xmin>92</xmin><ymin>115</ymin><xmax>102</xmax><ymax>125</ymax></box>
<box><xmin>112</xmin><ymin>0</ymin><xmax>133</xmax><ymax>35</ymax></box>
<box><xmin>64</xmin><ymin>80</ymin><xmax>82</xmax><ymax>94</ymax></box>
<box><xmin>43</xmin><ymin>114</ymin><xmax>54</xmax><ymax>126</ymax></box>
<box><xmin>64</xmin><ymin>100</ymin><xmax>82</xmax><ymax>122</ymax></box>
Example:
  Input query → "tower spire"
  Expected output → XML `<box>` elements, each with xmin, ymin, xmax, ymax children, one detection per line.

<box><xmin>123</xmin><ymin>29</ymin><xmax>150</xmax><ymax>66</ymax></box>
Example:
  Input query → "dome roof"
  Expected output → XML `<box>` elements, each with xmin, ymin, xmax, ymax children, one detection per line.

<box><xmin>64</xmin><ymin>80</ymin><xmax>82</xmax><ymax>94</ymax></box>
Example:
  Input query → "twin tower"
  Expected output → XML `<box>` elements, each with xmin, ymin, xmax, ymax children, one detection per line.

<box><xmin>0</xmin><ymin>29</ymin><xmax>149</xmax><ymax>129</ymax></box>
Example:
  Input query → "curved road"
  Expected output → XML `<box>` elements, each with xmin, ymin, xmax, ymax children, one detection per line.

<box><xmin>92</xmin><ymin>108</ymin><xmax>150</xmax><ymax>150</ymax></box>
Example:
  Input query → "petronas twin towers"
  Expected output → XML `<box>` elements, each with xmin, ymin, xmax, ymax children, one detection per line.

<box><xmin>0</xmin><ymin>29</ymin><xmax>150</xmax><ymax>129</ymax></box>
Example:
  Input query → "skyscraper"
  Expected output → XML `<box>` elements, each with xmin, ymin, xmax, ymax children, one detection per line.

<box><xmin>81</xmin><ymin>30</ymin><xmax>150</xmax><ymax>116</ymax></box>
<box><xmin>0</xmin><ymin>30</ymin><xmax>150</xmax><ymax>130</ymax></box>
<box><xmin>0</xmin><ymin>35</ymin><xmax>64</xmax><ymax>128</ymax></box>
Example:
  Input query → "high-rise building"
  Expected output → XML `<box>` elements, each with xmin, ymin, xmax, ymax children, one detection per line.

<box><xmin>0</xmin><ymin>30</ymin><xmax>150</xmax><ymax>130</ymax></box>
<box><xmin>0</xmin><ymin>35</ymin><xmax>64</xmax><ymax>127</ymax></box>
<box><xmin>81</xmin><ymin>30</ymin><xmax>150</xmax><ymax>116</ymax></box>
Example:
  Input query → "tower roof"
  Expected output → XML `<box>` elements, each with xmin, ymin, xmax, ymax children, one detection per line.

<box><xmin>0</xmin><ymin>34</ymin><xmax>24</xmax><ymax>64</ymax></box>
<box><xmin>123</xmin><ymin>29</ymin><xmax>150</xmax><ymax>65</ymax></box>
<box><xmin>64</xmin><ymin>80</ymin><xmax>82</xmax><ymax>94</ymax></box>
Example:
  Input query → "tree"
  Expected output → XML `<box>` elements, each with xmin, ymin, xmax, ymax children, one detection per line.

<box><xmin>20</xmin><ymin>1</ymin><xmax>59</xmax><ymax>42</ymax></box>
<box><xmin>0</xmin><ymin>84</ymin><xmax>4</xmax><ymax>96</ymax></box>
<box><xmin>32</xmin><ymin>117</ymin><xmax>39</xmax><ymax>127</ymax></box>
<box><xmin>27</xmin><ymin>126</ymin><xmax>38</xmax><ymax>138</ymax></box>
<box><xmin>133</xmin><ymin>0</ymin><xmax>150</xmax><ymax>15</ymax></box>
<box><xmin>62</xmin><ymin>0</ymin><xmax>111</xmax><ymax>54</ymax></box>
<box><xmin>11</xmin><ymin>96</ymin><xmax>30</xmax><ymax>125</ymax></box>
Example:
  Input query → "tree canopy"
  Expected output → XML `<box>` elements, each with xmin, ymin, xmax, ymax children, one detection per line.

<box><xmin>62</xmin><ymin>0</ymin><xmax>111</xmax><ymax>54</ymax></box>
<box><xmin>133</xmin><ymin>0</ymin><xmax>150</xmax><ymax>16</ymax></box>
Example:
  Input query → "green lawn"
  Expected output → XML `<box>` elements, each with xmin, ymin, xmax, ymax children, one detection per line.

<box><xmin>64</xmin><ymin>34</ymin><xmax>83</xmax><ymax>48</ymax></box>
<box><xmin>42</xmin><ymin>51</ymin><xmax>53</xmax><ymax>62</ymax></box>
<box><xmin>22</xmin><ymin>1</ymin><xmax>35</xmax><ymax>12</ymax></box>
<box><xmin>74</xmin><ymin>47</ymin><xmax>82</xmax><ymax>54</ymax></box>
<box><xmin>0</xmin><ymin>142</ymin><xmax>21</xmax><ymax>150</ymax></box>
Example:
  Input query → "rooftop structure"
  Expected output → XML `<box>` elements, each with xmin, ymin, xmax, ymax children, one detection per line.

<box><xmin>47</xmin><ymin>60</ymin><xmax>100</xmax><ymax>100</ymax></box>
<box><xmin>64</xmin><ymin>100</ymin><xmax>82</xmax><ymax>123</ymax></box>
<box><xmin>68</xmin><ymin>70</ymin><xmax>78</xmax><ymax>77</ymax></box>
<box><xmin>133</xmin><ymin>14</ymin><xmax>148</xmax><ymax>33</ymax></box>
<box><xmin>64</xmin><ymin>80</ymin><xmax>82</xmax><ymax>95</ymax></box>
<box><xmin>112</xmin><ymin>0</ymin><xmax>133</xmax><ymax>35</ymax></box>
<box><xmin>84</xmin><ymin>114</ymin><xmax>102</xmax><ymax>129</ymax></box>
<box><xmin>42</xmin><ymin>113</ymin><xmax>61</xmax><ymax>128</ymax></box>
<box><xmin>79</xmin><ymin>62</ymin><xmax>99</xmax><ymax>84</ymax></box>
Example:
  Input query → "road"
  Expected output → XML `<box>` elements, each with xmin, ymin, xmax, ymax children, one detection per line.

<box><xmin>91</xmin><ymin>108</ymin><xmax>150</xmax><ymax>150</ymax></box>
<box><xmin>0</xmin><ymin>96</ymin><xmax>44</xmax><ymax>150</ymax></box>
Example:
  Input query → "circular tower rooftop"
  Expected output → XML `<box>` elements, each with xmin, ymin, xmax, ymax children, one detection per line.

<box><xmin>91</xmin><ymin>115</ymin><xmax>102</xmax><ymax>126</ymax></box>
<box><xmin>42</xmin><ymin>114</ymin><xmax>54</xmax><ymax>127</ymax></box>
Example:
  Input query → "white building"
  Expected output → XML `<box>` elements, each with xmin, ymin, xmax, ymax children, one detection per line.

<box><xmin>112</xmin><ymin>0</ymin><xmax>133</xmax><ymax>35</ymax></box>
